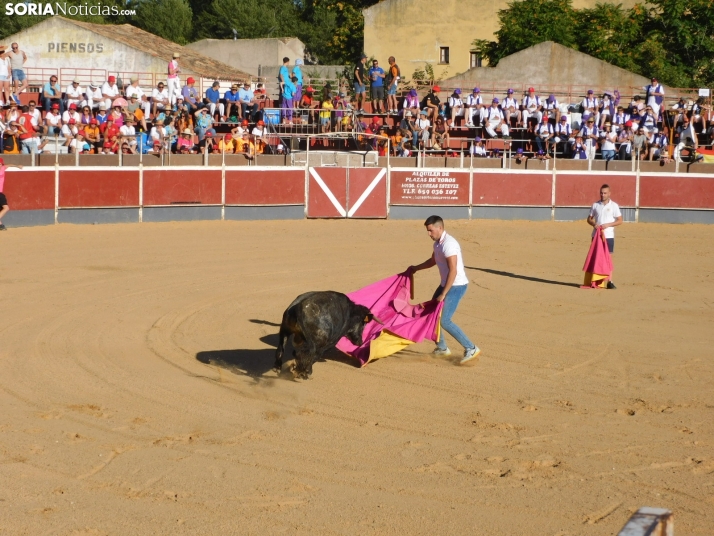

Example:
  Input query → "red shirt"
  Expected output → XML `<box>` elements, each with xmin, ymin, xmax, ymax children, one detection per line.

<box><xmin>19</xmin><ymin>113</ymin><xmax>36</xmax><ymax>140</ymax></box>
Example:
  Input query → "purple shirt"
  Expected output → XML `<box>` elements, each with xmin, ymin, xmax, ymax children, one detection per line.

<box><xmin>182</xmin><ymin>85</ymin><xmax>198</xmax><ymax>104</ymax></box>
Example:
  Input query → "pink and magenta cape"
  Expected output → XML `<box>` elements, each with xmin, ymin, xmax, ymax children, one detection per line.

<box><xmin>582</xmin><ymin>228</ymin><xmax>613</xmax><ymax>288</ymax></box>
<box><xmin>336</xmin><ymin>272</ymin><xmax>443</xmax><ymax>366</ymax></box>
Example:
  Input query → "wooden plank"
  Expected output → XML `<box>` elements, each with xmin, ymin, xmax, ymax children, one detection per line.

<box><xmin>618</xmin><ymin>507</ymin><xmax>673</xmax><ymax>536</ymax></box>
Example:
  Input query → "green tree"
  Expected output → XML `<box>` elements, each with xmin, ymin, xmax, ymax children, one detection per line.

<box><xmin>194</xmin><ymin>0</ymin><xmax>304</xmax><ymax>41</ymax></box>
<box><xmin>134</xmin><ymin>0</ymin><xmax>193</xmax><ymax>44</ymax></box>
<box><xmin>472</xmin><ymin>0</ymin><xmax>578</xmax><ymax>66</ymax></box>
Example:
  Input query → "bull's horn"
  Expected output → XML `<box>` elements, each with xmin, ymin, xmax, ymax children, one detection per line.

<box><xmin>372</xmin><ymin>315</ymin><xmax>385</xmax><ymax>325</ymax></box>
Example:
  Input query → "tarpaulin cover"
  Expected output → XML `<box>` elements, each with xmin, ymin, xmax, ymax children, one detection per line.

<box><xmin>336</xmin><ymin>272</ymin><xmax>443</xmax><ymax>366</ymax></box>
<box><xmin>582</xmin><ymin>229</ymin><xmax>613</xmax><ymax>288</ymax></box>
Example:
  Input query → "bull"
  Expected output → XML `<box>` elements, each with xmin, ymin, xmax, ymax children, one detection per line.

<box><xmin>274</xmin><ymin>291</ymin><xmax>375</xmax><ymax>379</ymax></box>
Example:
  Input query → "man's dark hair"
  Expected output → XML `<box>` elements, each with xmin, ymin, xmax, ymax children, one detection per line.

<box><xmin>601</xmin><ymin>184</ymin><xmax>610</xmax><ymax>190</ymax></box>
<box><xmin>424</xmin><ymin>215</ymin><xmax>444</xmax><ymax>227</ymax></box>
<box><xmin>283</xmin><ymin>57</ymin><xmax>289</xmax><ymax>63</ymax></box>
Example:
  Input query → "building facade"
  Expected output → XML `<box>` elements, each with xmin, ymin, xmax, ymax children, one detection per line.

<box><xmin>186</xmin><ymin>38</ymin><xmax>304</xmax><ymax>77</ymax></box>
<box><xmin>363</xmin><ymin>0</ymin><xmax>639</xmax><ymax>80</ymax></box>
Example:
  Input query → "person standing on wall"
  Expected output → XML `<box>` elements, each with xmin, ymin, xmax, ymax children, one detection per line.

<box><xmin>7</xmin><ymin>43</ymin><xmax>28</xmax><ymax>101</ymax></box>
<box><xmin>587</xmin><ymin>184</ymin><xmax>623</xmax><ymax>289</ymax></box>
<box><xmin>167</xmin><ymin>52</ymin><xmax>181</xmax><ymax>106</ymax></box>
<box><xmin>354</xmin><ymin>54</ymin><xmax>367</xmax><ymax>114</ymax></box>
<box><xmin>385</xmin><ymin>56</ymin><xmax>400</xmax><ymax>115</ymax></box>
<box><xmin>409</xmin><ymin>215</ymin><xmax>481</xmax><ymax>364</ymax></box>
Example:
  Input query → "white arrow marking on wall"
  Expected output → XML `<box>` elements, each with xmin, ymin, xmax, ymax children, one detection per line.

<box><xmin>347</xmin><ymin>168</ymin><xmax>386</xmax><ymax>218</ymax></box>
<box><xmin>309</xmin><ymin>168</ymin><xmax>347</xmax><ymax>217</ymax></box>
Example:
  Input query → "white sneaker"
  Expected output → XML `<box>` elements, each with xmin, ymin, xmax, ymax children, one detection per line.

<box><xmin>433</xmin><ymin>347</ymin><xmax>452</xmax><ymax>357</ymax></box>
<box><xmin>460</xmin><ymin>346</ymin><xmax>481</xmax><ymax>364</ymax></box>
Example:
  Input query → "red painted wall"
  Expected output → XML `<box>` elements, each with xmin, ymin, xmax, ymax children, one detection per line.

<box><xmin>2</xmin><ymin>170</ymin><xmax>55</xmax><ymax>210</ymax></box>
<box><xmin>556</xmin><ymin>174</ymin><xmax>636</xmax><ymax>207</ymax></box>
<box><xmin>143</xmin><ymin>169</ymin><xmax>222</xmax><ymax>206</ymax></box>
<box><xmin>59</xmin><ymin>170</ymin><xmax>139</xmax><ymax>208</ymax></box>
<box><xmin>347</xmin><ymin>168</ymin><xmax>387</xmax><ymax>218</ymax></box>
<box><xmin>639</xmin><ymin>175</ymin><xmax>714</xmax><ymax>209</ymax></box>
<box><xmin>473</xmin><ymin>172</ymin><xmax>551</xmax><ymax>206</ymax></box>
<box><xmin>225</xmin><ymin>170</ymin><xmax>304</xmax><ymax>205</ymax></box>
<box><xmin>307</xmin><ymin>167</ymin><xmax>347</xmax><ymax>218</ymax></box>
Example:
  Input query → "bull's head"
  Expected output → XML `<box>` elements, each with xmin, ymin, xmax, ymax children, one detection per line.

<box><xmin>345</xmin><ymin>305</ymin><xmax>375</xmax><ymax>346</ymax></box>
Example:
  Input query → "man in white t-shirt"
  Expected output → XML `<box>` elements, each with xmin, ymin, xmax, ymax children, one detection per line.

<box><xmin>409</xmin><ymin>215</ymin><xmax>480</xmax><ymax>364</ymax></box>
<box><xmin>587</xmin><ymin>184</ymin><xmax>623</xmax><ymax>289</ymax></box>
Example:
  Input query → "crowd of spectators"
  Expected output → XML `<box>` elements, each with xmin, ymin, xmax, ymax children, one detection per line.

<box><xmin>1</xmin><ymin>43</ymin><xmax>712</xmax><ymax>163</ymax></box>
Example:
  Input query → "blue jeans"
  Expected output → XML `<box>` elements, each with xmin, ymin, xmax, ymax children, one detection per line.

<box><xmin>432</xmin><ymin>284</ymin><xmax>474</xmax><ymax>351</ymax></box>
<box><xmin>602</xmin><ymin>149</ymin><xmax>615</xmax><ymax>161</ymax></box>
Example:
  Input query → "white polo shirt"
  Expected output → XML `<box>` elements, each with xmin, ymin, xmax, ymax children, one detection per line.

<box><xmin>589</xmin><ymin>200</ymin><xmax>622</xmax><ymax>239</ymax></box>
<box><xmin>434</xmin><ymin>231</ymin><xmax>469</xmax><ymax>287</ymax></box>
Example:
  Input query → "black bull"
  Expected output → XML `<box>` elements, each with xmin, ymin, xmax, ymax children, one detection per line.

<box><xmin>274</xmin><ymin>291</ymin><xmax>375</xmax><ymax>379</ymax></box>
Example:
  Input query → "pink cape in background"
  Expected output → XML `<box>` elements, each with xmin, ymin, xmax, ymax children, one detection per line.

<box><xmin>582</xmin><ymin>229</ymin><xmax>613</xmax><ymax>288</ymax></box>
<box><xmin>336</xmin><ymin>272</ymin><xmax>443</xmax><ymax>366</ymax></box>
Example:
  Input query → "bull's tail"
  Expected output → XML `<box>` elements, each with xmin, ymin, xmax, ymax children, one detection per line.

<box><xmin>274</xmin><ymin>320</ymin><xmax>290</xmax><ymax>373</ymax></box>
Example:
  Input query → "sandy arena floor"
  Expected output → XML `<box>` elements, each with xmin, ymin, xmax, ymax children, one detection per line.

<box><xmin>1</xmin><ymin>218</ymin><xmax>713</xmax><ymax>535</ymax></box>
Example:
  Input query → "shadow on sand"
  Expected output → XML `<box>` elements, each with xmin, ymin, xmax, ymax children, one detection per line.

<box><xmin>466</xmin><ymin>266</ymin><xmax>580</xmax><ymax>288</ymax></box>
<box><xmin>196</xmin><ymin>326</ymin><xmax>358</xmax><ymax>382</ymax></box>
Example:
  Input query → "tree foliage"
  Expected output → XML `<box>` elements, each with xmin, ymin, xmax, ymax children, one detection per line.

<box><xmin>472</xmin><ymin>0</ymin><xmax>714</xmax><ymax>87</ymax></box>
<box><xmin>134</xmin><ymin>0</ymin><xmax>193</xmax><ymax>45</ymax></box>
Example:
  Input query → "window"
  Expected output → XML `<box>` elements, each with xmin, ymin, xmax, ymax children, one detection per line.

<box><xmin>439</xmin><ymin>47</ymin><xmax>450</xmax><ymax>64</ymax></box>
<box><xmin>470</xmin><ymin>52</ymin><xmax>482</xmax><ymax>68</ymax></box>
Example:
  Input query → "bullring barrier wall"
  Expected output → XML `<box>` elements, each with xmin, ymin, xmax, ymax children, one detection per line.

<box><xmin>4</xmin><ymin>166</ymin><xmax>714</xmax><ymax>227</ymax></box>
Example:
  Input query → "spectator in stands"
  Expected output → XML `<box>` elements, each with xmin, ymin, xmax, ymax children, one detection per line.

<box><xmin>61</xmin><ymin>118</ymin><xmax>79</xmax><ymax>147</ymax></box>
<box><xmin>535</xmin><ymin>117</ymin><xmax>552</xmax><ymax>154</ymax></box>
<box><xmin>385</xmin><ymin>57</ymin><xmax>400</xmax><ymax>115</ymax></box>
<box><xmin>18</xmin><ymin>105</ymin><xmax>43</xmax><ymax>154</ymax></box>
<box><xmin>299</xmin><ymin>86</ymin><xmax>317</xmax><ymax>122</ymax></box>
<box><xmin>292</xmin><ymin>59</ymin><xmax>304</xmax><ymax>109</ymax></box>
<box><xmin>239</xmin><ymin>82</ymin><xmax>258</xmax><ymax>122</ymax></box>
<box><xmin>502</xmin><ymin>88</ymin><xmax>519</xmax><ymax>127</ymax></box>
<box><xmin>224</xmin><ymin>84</ymin><xmax>241</xmax><ymax>121</ymax></box>
<box><xmin>232</xmin><ymin>119</ymin><xmax>249</xmax><ymax>138</ymax></box>
<box><xmin>176</xmin><ymin>128</ymin><xmax>194</xmax><ymax>153</ymax></box>
<box><xmin>167</xmin><ymin>52</ymin><xmax>181</xmax><ymax>106</ymax></box>
<box><xmin>149</xmin><ymin>118</ymin><xmax>165</xmax><ymax>146</ymax></box>
<box><xmin>572</xmin><ymin>135</ymin><xmax>587</xmax><ymax>159</ymax></box>
<box><xmin>470</xmin><ymin>137</ymin><xmax>486</xmax><ymax>157</ymax></box>
<box><xmin>353</xmin><ymin>54</ymin><xmax>367</xmax><ymax>114</ymax></box>
<box><xmin>45</xmin><ymin>103</ymin><xmax>62</xmax><ymax>136</ymax></box>
<box><xmin>632</xmin><ymin>126</ymin><xmax>647</xmax><ymax>159</ymax></box>
<box><xmin>484</xmin><ymin>98</ymin><xmax>509</xmax><ymax>138</ymax></box>
<box><xmin>83</xmin><ymin>82</ymin><xmax>102</xmax><ymax>111</ymax></box>
<box><xmin>0</xmin><ymin>45</ymin><xmax>11</xmax><ymax>107</ymax></box>
<box><xmin>641</xmin><ymin>105</ymin><xmax>657</xmax><ymax>133</ymax></box>
<box><xmin>333</xmin><ymin>91</ymin><xmax>350</xmax><ymax>132</ymax></box>
<box><xmin>252</xmin><ymin>119</ymin><xmax>268</xmax><ymax>140</ymax></box>
<box><xmin>96</xmin><ymin>103</ymin><xmax>108</xmax><ymax>125</ymax></box>
<box><xmin>629</xmin><ymin>94</ymin><xmax>645</xmax><ymax>116</ymax></box>
<box><xmin>415</xmin><ymin>110</ymin><xmax>431</xmax><ymax>148</ymax></box>
<box><xmin>62</xmin><ymin>103</ymin><xmax>80</xmax><ymax>125</ymax></box>
<box><xmin>612</xmin><ymin>106</ymin><xmax>629</xmax><ymax>132</ymax></box>
<box><xmin>151</xmin><ymin>81</ymin><xmax>169</xmax><ymax>118</ymax></box>
<box><xmin>400</xmin><ymin>110</ymin><xmax>418</xmax><ymax>145</ymax></box>
<box><xmin>43</xmin><ymin>75</ymin><xmax>63</xmax><ymax>115</ymax></box>
<box><xmin>600</xmin><ymin>123</ymin><xmax>617</xmax><ymax>161</ymax></box>
<box><xmin>368</xmin><ymin>59</ymin><xmax>385</xmax><ymax>114</ymax></box>
<box><xmin>182</xmin><ymin>77</ymin><xmax>199</xmax><ymax>113</ymax></box>
<box><xmin>544</xmin><ymin>94</ymin><xmax>559</xmax><ymax>121</ymax></box>
<box><xmin>218</xmin><ymin>133</ymin><xmax>235</xmax><ymax>154</ymax></box>
<box><xmin>581</xmin><ymin>90</ymin><xmax>598</xmax><ymax>124</ymax></box>
<box><xmin>464</xmin><ymin>88</ymin><xmax>482</xmax><ymax>128</ymax></box>
<box><xmin>236</xmin><ymin>132</ymin><xmax>255</xmax><ymax>159</ymax></box>
<box><xmin>27</xmin><ymin>101</ymin><xmax>43</xmax><ymax>134</ymax></box>
<box><xmin>554</xmin><ymin>115</ymin><xmax>573</xmax><ymax>157</ymax></box>
<box><xmin>617</xmin><ymin>120</ymin><xmax>634</xmax><ymax>160</ymax></box>
<box><xmin>432</xmin><ymin>115</ymin><xmax>449</xmax><ymax>150</ymax></box>
<box><xmin>282</xmin><ymin>76</ymin><xmax>297</xmax><ymax>123</ymax></box>
<box><xmin>447</xmin><ymin>89</ymin><xmax>464</xmax><ymax>125</ymax></box>
<box><xmin>126</xmin><ymin>95</ymin><xmax>147</xmax><ymax>132</ymax></box>
<box><xmin>522</xmin><ymin>87</ymin><xmax>542</xmax><ymax>126</ymax></box>
<box><xmin>101</xmin><ymin>76</ymin><xmax>120</xmax><ymax>110</ymax></box>
<box><xmin>278</xmin><ymin>57</ymin><xmax>290</xmax><ymax>93</ymax></box>
<box><xmin>636</xmin><ymin>77</ymin><xmax>665</xmax><ymax>120</ymax></box>
<box><xmin>78</xmin><ymin>105</ymin><xmax>92</xmax><ymax>127</ymax></box>
<box><xmin>194</xmin><ymin>107</ymin><xmax>215</xmax><ymax>141</ymax></box>
<box><xmin>598</xmin><ymin>91</ymin><xmax>614</xmax><ymax>128</ymax></box>
<box><xmin>2</xmin><ymin>121</ymin><xmax>21</xmax><ymax>154</ymax></box>
<box><xmin>648</xmin><ymin>128</ymin><xmax>667</xmax><ymax>161</ymax></box>
<box><xmin>125</xmin><ymin>77</ymin><xmax>150</xmax><ymax>118</ymax></box>
<box><xmin>319</xmin><ymin>94</ymin><xmax>333</xmax><ymax>133</ymax></box>
<box><xmin>7</xmin><ymin>43</ymin><xmax>28</xmax><ymax>100</ymax></box>
<box><xmin>579</xmin><ymin>116</ymin><xmax>599</xmax><ymax>159</ymax></box>
<box><xmin>421</xmin><ymin>86</ymin><xmax>442</xmax><ymax>121</ymax></box>
<box><xmin>675</xmin><ymin>115</ymin><xmax>697</xmax><ymax>157</ymax></box>
<box><xmin>403</xmin><ymin>89</ymin><xmax>419</xmax><ymax>118</ymax></box>
<box><xmin>69</xmin><ymin>130</ymin><xmax>89</xmax><ymax>154</ymax></box>
<box><xmin>205</xmin><ymin>81</ymin><xmax>225</xmax><ymax>121</ymax></box>
<box><xmin>197</xmin><ymin>131</ymin><xmax>215</xmax><ymax>154</ymax></box>
<box><xmin>108</xmin><ymin>104</ymin><xmax>124</xmax><ymax>128</ymax></box>
<box><xmin>119</xmin><ymin>116</ymin><xmax>137</xmax><ymax>152</ymax></box>
<box><xmin>84</xmin><ymin>118</ymin><xmax>101</xmax><ymax>150</ymax></box>
<box><xmin>65</xmin><ymin>78</ymin><xmax>84</xmax><ymax>110</ymax></box>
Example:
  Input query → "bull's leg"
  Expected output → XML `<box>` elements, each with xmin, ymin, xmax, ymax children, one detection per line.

<box><xmin>273</xmin><ymin>324</ymin><xmax>291</xmax><ymax>373</ymax></box>
<box><xmin>295</xmin><ymin>341</ymin><xmax>318</xmax><ymax>380</ymax></box>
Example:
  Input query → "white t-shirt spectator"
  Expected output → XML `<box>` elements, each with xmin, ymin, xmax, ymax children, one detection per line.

<box><xmin>152</xmin><ymin>87</ymin><xmax>169</xmax><ymax>106</ymax></box>
<box><xmin>29</xmin><ymin>108</ymin><xmax>42</xmax><ymax>127</ymax></box>
<box><xmin>66</xmin><ymin>84</ymin><xmax>84</xmax><ymax>103</ymax></box>
<box><xmin>251</xmin><ymin>126</ymin><xmax>266</xmax><ymax>137</ymax></box>
<box><xmin>589</xmin><ymin>200</ymin><xmax>622</xmax><ymax>239</ymax></box>
<box><xmin>416</xmin><ymin>117</ymin><xmax>430</xmax><ymax>130</ymax></box>
<box><xmin>125</xmin><ymin>85</ymin><xmax>145</xmax><ymax>99</ymax></box>
<box><xmin>62</xmin><ymin>110</ymin><xmax>80</xmax><ymax>124</ymax></box>
<box><xmin>150</xmin><ymin>126</ymin><xmax>165</xmax><ymax>142</ymax></box>
<box><xmin>61</xmin><ymin>124</ymin><xmax>78</xmax><ymax>138</ymax></box>
<box><xmin>101</xmin><ymin>82</ymin><xmax>119</xmax><ymax>99</ymax></box>
<box><xmin>433</xmin><ymin>232</ymin><xmax>469</xmax><ymax>286</ymax></box>
<box><xmin>120</xmin><ymin>124</ymin><xmax>136</xmax><ymax>143</ymax></box>
<box><xmin>0</xmin><ymin>57</ymin><xmax>11</xmax><ymax>78</ymax></box>
<box><xmin>45</xmin><ymin>111</ymin><xmax>61</xmax><ymax>127</ymax></box>
<box><xmin>69</xmin><ymin>138</ymin><xmax>86</xmax><ymax>153</ymax></box>
<box><xmin>601</xmin><ymin>131</ymin><xmax>617</xmax><ymax>151</ymax></box>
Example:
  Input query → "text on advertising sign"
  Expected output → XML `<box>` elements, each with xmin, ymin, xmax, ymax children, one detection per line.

<box><xmin>390</xmin><ymin>170</ymin><xmax>470</xmax><ymax>205</ymax></box>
